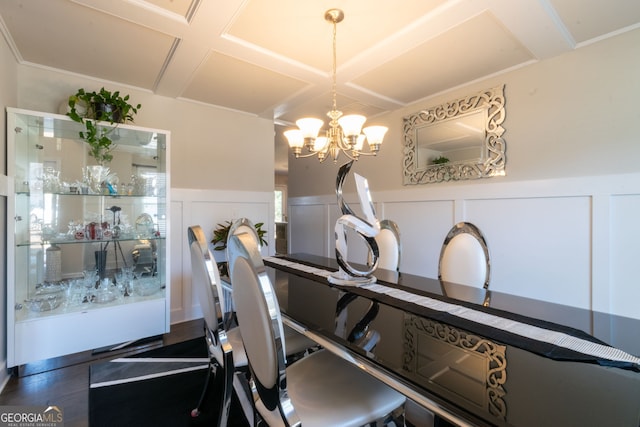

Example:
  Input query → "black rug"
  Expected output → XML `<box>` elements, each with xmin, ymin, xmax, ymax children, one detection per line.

<box><xmin>89</xmin><ymin>338</ymin><xmax>249</xmax><ymax>426</ymax></box>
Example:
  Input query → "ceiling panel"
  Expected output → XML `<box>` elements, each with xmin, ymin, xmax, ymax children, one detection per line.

<box><xmin>145</xmin><ymin>0</ymin><xmax>196</xmax><ymax>18</ymax></box>
<box><xmin>182</xmin><ymin>51</ymin><xmax>309</xmax><ymax>115</ymax></box>
<box><xmin>353</xmin><ymin>11</ymin><xmax>534</xmax><ymax>103</ymax></box>
<box><xmin>228</xmin><ymin>0</ymin><xmax>447</xmax><ymax>72</ymax></box>
<box><xmin>0</xmin><ymin>0</ymin><xmax>175</xmax><ymax>89</ymax></box>
<box><xmin>549</xmin><ymin>0</ymin><xmax>640</xmax><ymax>44</ymax></box>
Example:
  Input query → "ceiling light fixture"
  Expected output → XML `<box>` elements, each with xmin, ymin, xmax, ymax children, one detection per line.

<box><xmin>284</xmin><ymin>9</ymin><xmax>388</xmax><ymax>163</ymax></box>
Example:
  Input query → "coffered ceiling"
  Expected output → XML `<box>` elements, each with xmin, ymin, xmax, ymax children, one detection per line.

<box><xmin>1</xmin><ymin>0</ymin><xmax>639</xmax><ymax>172</ymax></box>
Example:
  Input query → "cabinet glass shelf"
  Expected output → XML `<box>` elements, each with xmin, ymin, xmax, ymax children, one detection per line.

<box><xmin>7</xmin><ymin>107</ymin><xmax>171</xmax><ymax>367</ymax></box>
<box><xmin>16</xmin><ymin>236</ymin><xmax>166</xmax><ymax>247</ymax></box>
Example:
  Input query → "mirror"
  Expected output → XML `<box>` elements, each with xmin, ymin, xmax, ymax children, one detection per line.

<box><xmin>403</xmin><ymin>85</ymin><xmax>506</xmax><ymax>184</ymax></box>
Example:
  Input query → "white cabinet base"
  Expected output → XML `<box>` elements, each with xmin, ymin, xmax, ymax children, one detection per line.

<box><xmin>11</xmin><ymin>298</ymin><xmax>168</xmax><ymax>367</ymax></box>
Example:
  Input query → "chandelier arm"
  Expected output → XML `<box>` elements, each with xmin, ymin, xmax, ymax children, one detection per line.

<box><xmin>294</xmin><ymin>151</ymin><xmax>324</xmax><ymax>159</ymax></box>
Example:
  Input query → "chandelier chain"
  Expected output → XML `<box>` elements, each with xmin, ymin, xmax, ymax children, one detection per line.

<box><xmin>331</xmin><ymin>18</ymin><xmax>338</xmax><ymax>112</ymax></box>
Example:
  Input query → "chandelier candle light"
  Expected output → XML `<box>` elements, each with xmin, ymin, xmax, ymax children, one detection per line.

<box><xmin>284</xmin><ymin>9</ymin><xmax>388</xmax><ymax>163</ymax></box>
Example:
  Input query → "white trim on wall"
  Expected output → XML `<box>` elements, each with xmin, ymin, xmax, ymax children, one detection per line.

<box><xmin>170</xmin><ymin>188</ymin><xmax>274</xmax><ymax>324</ymax></box>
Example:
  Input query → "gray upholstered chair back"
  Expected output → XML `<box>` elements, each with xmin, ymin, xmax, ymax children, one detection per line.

<box><xmin>188</xmin><ymin>225</ymin><xmax>225</xmax><ymax>331</ymax></box>
<box><xmin>187</xmin><ymin>225</ymin><xmax>238</xmax><ymax>424</ymax></box>
<box><xmin>230</xmin><ymin>233</ymin><xmax>297</xmax><ymax>425</ymax></box>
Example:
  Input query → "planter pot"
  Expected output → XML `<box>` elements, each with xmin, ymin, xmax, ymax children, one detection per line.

<box><xmin>93</xmin><ymin>103</ymin><xmax>123</xmax><ymax>123</ymax></box>
<box><xmin>217</xmin><ymin>261</ymin><xmax>229</xmax><ymax>278</ymax></box>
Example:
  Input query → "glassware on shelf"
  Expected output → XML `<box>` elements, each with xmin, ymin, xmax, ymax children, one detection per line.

<box><xmin>42</xmin><ymin>224</ymin><xmax>57</xmax><ymax>242</ymax></box>
<box><xmin>135</xmin><ymin>213</ymin><xmax>154</xmax><ymax>237</ymax></box>
<box><xmin>131</xmin><ymin>277</ymin><xmax>161</xmax><ymax>296</ymax></box>
<box><xmin>24</xmin><ymin>283</ymin><xmax>66</xmax><ymax>312</ymax></box>
<box><xmin>43</xmin><ymin>168</ymin><xmax>62</xmax><ymax>193</ymax></box>
<box><xmin>82</xmin><ymin>165</ymin><xmax>112</xmax><ymax>194</ymax></box>
<box><xmin>23</xmin><ymin>294</ymin><xmax>63</xmax><ymax>312</ymax></box>
<box><xmin>45</xmin><ymin>244</ymin><xmax>62</xmax><ymax>282</ymax></box>
<box><xmin>66</xmin><ymin>279</ymin><xmax>87</xmax><ymax>308</ymax></box>
<box><xmin>83</xmin><ymin>269</ymin><xmax>98</xmax><ymax>288</ymax></box>
<box><xmin>114</xmin><ymin>269</ymin><xmax>129</xmax><ymax>297</ymax></box>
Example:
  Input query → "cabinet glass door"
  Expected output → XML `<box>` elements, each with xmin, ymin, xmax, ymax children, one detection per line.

<box><xmin>7</xmin><ymin>108</ymin><xmax>170</xmax><ymax>366</ymax></box>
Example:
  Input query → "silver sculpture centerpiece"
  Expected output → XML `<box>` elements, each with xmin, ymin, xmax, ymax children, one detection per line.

<box><xmin>329</xmin><ymin>161</ymin><xmax>381</xmax><ymax>286</ymax></box>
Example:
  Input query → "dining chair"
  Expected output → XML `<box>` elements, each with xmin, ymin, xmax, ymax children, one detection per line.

<box><xmin>368</xmin><ymin>219</ymin><xmax>401</xmax><ymax>272</ymax></box>
<box><xmin>438</xmin><ymin>222</ymin><xmax>491</xmax><ymax>306</ymax></box>
<box><xmin>226</xmin><ymin>218</ymin><xmax>316</xmax><ymax>358</ymax></box>
<box><xmin>187</xmin><ymin>225</ymin><xmax>249</xmax><ymax>424</ymax></box>
<box><xmin>228</xmin><ymin>232</ymin><xmax>405</xmax><ymax>427</ymax></box>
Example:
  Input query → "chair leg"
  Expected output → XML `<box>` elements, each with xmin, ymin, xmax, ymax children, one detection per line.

<box><xmin>233</xmin><ymin>370</ymin><xmax>258</xmax><ymax>427</ymax></box>
<box><xmin>190</xmin><ymin>358</ymin><xmax>216</xmax><ymax>417</ymax></box>
<box><xmin>217</xmin><ymin>357</ymin><xmax>234</xmax><ymax>427</ymax></box>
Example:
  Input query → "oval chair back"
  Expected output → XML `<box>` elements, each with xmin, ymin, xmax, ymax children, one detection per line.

<box><xmin>376</xmin><ymin>219</ymin><xmax>401</xmax><ymax>271</ymax></box>
<box><xmin>438</xmin><ymin>222</ymin><xmax>490</xmax><ymax>290</ymax></box>
<box><xmin>187</xmin><ymin>225</ymin><xmax>242</xmax><ymax>423</ymax></box>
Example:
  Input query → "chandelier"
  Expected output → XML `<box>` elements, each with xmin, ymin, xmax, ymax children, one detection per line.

<box><xmin>284</xmin><ymin>9</ymin><xmax>388</xmax><ymax>163</ymax></box>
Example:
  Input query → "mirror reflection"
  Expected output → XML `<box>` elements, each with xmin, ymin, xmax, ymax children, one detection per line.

<box><xmin>416</xmin><ymin>109</ymin><xmax>486</xmax><ymax>169</ymax></box>
<box><xmin>403</xmin><ymin>85</ymin><xmax>506</xmax><ymax>184</ymax></box>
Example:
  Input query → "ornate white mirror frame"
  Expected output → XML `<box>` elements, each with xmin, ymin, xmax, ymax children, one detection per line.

<box><xmin>402</xmin><ymin>85</ymin><xmax>506</xmax><ymax>185</ymax></box>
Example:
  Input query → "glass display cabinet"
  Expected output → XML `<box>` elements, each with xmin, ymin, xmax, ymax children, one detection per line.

<box><xmin>6</xmin><ymin>107</ymin><xmax>170</xmax><ymax>367</ymax></box>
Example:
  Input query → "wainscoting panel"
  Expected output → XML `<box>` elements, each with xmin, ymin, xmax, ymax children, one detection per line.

<box><xmin>464</xmin><ymin>196</ymin><xmax>592</xmax><ymax>308</ymax></box>
<box><xmin>377</xmin><ymin>200</ymin><xmax>456</xmax><ymax>278</ymax></box>
<box><xmin>610</xmin><ymin>194</ymin><xmax>640</xmax><ymax>319</ymax></box>
<box><xmin>288</xmin><ymin>172</ymin><xmax>640</xmax><ymax>320</ymax></box>
<box><xmin>170</xmin><ymin>200</ymin><xmax>185</xmax><ymax>320</ymax></box>
<box><xmin>289</xmin><ymin>204</ymin><xmax>327</xmax><ymax>256</ymax></box>
<box><xmin>170</xmin><ymin>189</ymin><xmax>273</xmax><ymax>324</ymax></box>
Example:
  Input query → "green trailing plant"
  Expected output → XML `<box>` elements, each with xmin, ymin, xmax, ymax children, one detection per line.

<box><xmin>66</xmin><ymin>87</ymin><xmax>141</xmax><ymax>165</ymax></box>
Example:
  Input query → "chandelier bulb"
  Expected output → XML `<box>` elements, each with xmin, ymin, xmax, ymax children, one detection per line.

<box><xmin>338</xmin><ymin>114</ymin><xmax>366</xmax><ymax>137</ymax></box>
<box><xmin>284</xmin><ymin>129</ymin><xmax>304</xmax><ymax>156</ymax></box>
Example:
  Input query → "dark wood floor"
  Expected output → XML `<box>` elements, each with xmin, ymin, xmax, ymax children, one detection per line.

<box><xmin>0</xmin><ymin>319</ymin><xmax>205</xmax><ymax>427</ymax></box>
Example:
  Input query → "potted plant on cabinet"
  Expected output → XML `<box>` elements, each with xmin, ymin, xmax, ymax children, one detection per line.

<box><xmin>66</xmin><ymin>87</ymin><xmax>142</xmax><ymax>165</ymax></box>
<box><xmin>211</xmin><ymin>220</ymin><xmax>268</xmax><ymax>276</ymax></box>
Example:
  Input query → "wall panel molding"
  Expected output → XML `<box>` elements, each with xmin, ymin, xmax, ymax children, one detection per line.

<box><xmin>170</xmin><ymin>188</ymin><xmax>273</xmax><ymax>324</ymax></box>
<box><xmin>288</xmin><ymin>172</ymin><xmax>640</xmax><ymax>320</ymax></box>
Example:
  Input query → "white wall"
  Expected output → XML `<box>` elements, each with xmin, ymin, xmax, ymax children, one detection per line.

<box><xmin>16</xmin><ymin>66</ymin><xmax>275</xmax><ymax>192</ymax></box>
<box><xmin>287</xmin><ymin>29</ymin><xmax>640</xmax><ymax>326</ymax></box>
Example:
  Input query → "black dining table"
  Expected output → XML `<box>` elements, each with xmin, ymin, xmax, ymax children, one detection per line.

<box><xmin>263</xmin><ymin>253</ymin><xmax>640</xmax><ymax>427</ymax></box>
